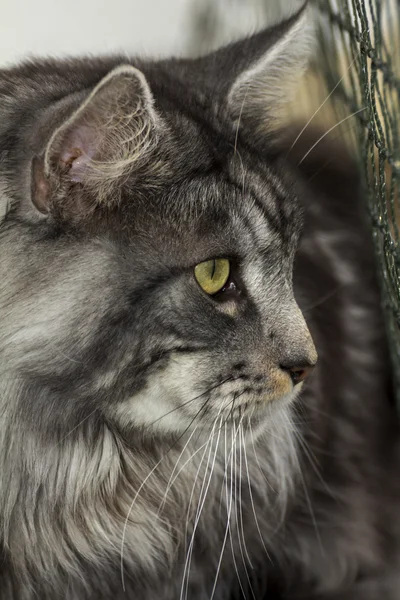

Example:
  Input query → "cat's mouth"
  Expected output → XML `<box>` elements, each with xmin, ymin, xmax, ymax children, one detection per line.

<box><xmin>115</xmin><ymin>364</ymin><xmax>301</xmax><ymax>434</ymax></box>
<box><xmin>213</xmin><ymin>372</ymin><xmax>297</xmax><ymax>416</ymax></box>
<box><xmin>216</xmin><ymin>381</ymin><xmax>301</xmax><ymax>424</ymax></box>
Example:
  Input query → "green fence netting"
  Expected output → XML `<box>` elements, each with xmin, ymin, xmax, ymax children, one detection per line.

<box><xmin>314</xmin><ymin>0</ymin><xmax>400</xmax><ymax>405</ymax></box>
<box><xmin>187</xmin><ymin>0</ymin><xmax>400</xmax><ymax>407</ymax></box>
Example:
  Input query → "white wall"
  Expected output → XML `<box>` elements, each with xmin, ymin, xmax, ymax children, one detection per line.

<box><xmin>0</xmin><ymin>0</ymin><xmax>193</xmax><ymax>66</ymax></box>
<box><xmin>0</xmin><ymin>0</ymin><xmax>305</xmax><ymax>67</ymax></box>
<box><xmin>0</xmin><ymin>0</ymin><xmax>304</xmax><ymax>67</ymax></box>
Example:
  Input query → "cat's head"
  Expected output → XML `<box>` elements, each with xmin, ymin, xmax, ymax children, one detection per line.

<box><xmin>1</xmin><ymin>3</ymin><xmax>316</xmax><ymax>442</ymax></box>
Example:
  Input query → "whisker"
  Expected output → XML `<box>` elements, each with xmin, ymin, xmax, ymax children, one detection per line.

<box><xmin>238</xmin><ymin>424</ymin><xmax>255</xmax><ymax>570</ymax></box>
<box><xmin>241</xmin><ymin>426</ymin><xmax>270</xmax><ymax>560</ymax></box>
<box><xmin>292</xmin><ymin>438</ymin><xmax>323</xmax><ymax>554</ymax></box>
<box><xmin>298</xmin><ymin>107</ymin><xmax>367</xmax><ymax>166</ymax></box>
<box><xmin>304</xmin><ymin>121</ymin><xmax>359</xmax><ymax>184</ymax></box>
<box><xmin>209</xmin><ymin>423</ymin><xmax>237</xmax><ymax>600</ymax></box>
<box><xmin>301</xmin><ymin>284</ymin><xmax>343</xmax><ymax>313</ymax></box>
<box><xmin>227</xmin><ymin>423</ymin><xmax>248</xmax><ymax>600</ymax></box>
<box><xmin>181</xmin><ymin>414</ymin><xmax>223</xmax><ymax>600</ymax></box>
<box><xmin>302</xmin><ymin>401</ymin><xmax>344</xmax><ymax>423</ymax></box>
<box><xmin>218</xmin><ymin>392</ymin><xmax>246</xmax><ymax>513</ymax></box>
<box><xmin>286</xmin><ymin>56</ymin><xmax>358</xmax><ymax>157</ymax></box>
<box><xmin>46</xmin><ymin>376</ymin><xmax>234</xmax><ymax>454</ymax></box>
<box><xmin>293</xmin><ymin>429</ymin><xmax>339</xmax><ymax>504</ymax></box>
<box><xmin>234</xmin><ymin>147</ymin><xmax>247</xmax><ymax>196</ymax></box>
<box><xmin>144</xmin><ymin>376</ymin><xmax>234</xmax><ymax>430</ymax></box>
<box><xmin>248</xmin><ymin>420</ymin><xmax>276</xmax><ymax>495</ymax></box>
<box><xmin>121</xmin><ymin>454</ymin><xmax>166</xmax><ymax>591</ymax></box>
<box><xmin>121</xmin><ymin>395</ymin><xmax>211</xmax><ymax>591</ymax></box>
<box><xmin>52</xmin><ymin>407</ymin><xmax>100</xmax><ymax>448</ymax></box>
<box><xmin>235</xmin><ymin>418</ymin><xmax>258</xmax><ymax>600</ymax></box>
<box><xmin>183</xmin><ymin>416</ymin><xmax>223</xmax><ymax>600</ymax></box>
<box><xmin>234</xmin><ymin>85</ymin><xmax>250</xmax><ymax>155</ymax></box>
<box><xmin>157</xmin><ymin>425</ymin><xmax>200</xmax><ymax>515</ymax></box>
<box><xmin>183</xmin><ymin>425</ymin><xmax>216</xmax><ymax>556</ymax></box>
<box><xmin>164</xmin><ymin>411</ymin><xmax>232</xmax><ymax>518</ymax></box>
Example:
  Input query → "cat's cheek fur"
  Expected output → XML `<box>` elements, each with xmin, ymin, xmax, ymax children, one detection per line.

<box><xmin>114</xmin><ymin>360</ymin><xmax>195</xmax><ymax>434</ymax></box>
<box><xmin>0</xmin><ymin>243</ymin><xmax>114</xmax><ymax>374</ymax></box>
<box><xmin>113</xmin><ymin>352</ymin><xmax>226</xmax><ymax>434</ymax></box>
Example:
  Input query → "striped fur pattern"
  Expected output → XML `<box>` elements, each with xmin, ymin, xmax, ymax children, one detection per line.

<box><xmin>0</xmin><ymin>4</ymin><xmax>399</xmax><ymax>599</ymax></box>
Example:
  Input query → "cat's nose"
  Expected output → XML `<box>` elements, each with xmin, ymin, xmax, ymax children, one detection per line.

<box><xmin>280</xmin><ymin>361</ymin><xmax>315</xmax><ymax>385</ymax></box>
<box><xmin>272</xmin><ymin>298</ymin><xmax>317</xmax><ymax>386</ymax></box>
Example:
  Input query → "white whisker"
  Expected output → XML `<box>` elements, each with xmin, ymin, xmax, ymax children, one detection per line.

<box><xmin>287</xmin><ymin>56</ymin><xmax>358</xmax><ymax>156</ymax></box>
<box><xmin>236</xmin><ymin>421</ymin><xmax>257</xmax><ymax>600</ymax></box>
<box><xmin>209</xmin><ymin>423</ymin><xmax>237</xmax><ymax>600</ymax></box>
<box><xmin>293</xmin><ymin>442</ymin><xmax>323</xmax><ymax>554</ymax></box>
<box><xmin>181</xmin><ymin>415</ymin><xmax>223</xmax><ymax>600</ymax></box>
<box><xmin>120</xmin><ymin>451</ymin><xmax>168</xmax><ymax>591</ymax></box>
<box><xmin>298</xmin><ymin>107</ymin><xmax>367</xmax><ymax>165</ymax></box>
<box><xmin>294</xmin><ymin>429</ymin><xmax>338</xmax><ymax>504</ymax></box>
<box><xmin>53</xmin><ymin>407</ymin><xmax>99</xmax><ymax>448</ymax></box>
<box><xmin>181</xmin><ymin>426</ymin><xmax>216</xmax><ymax>600</ymax></box>
<box><xmin>249</xmin><ymin>420</ymin><xmax>276</xmax><ymax>495</ymax></box>
<box><xmin>183</xmin><ymin>427</ymin><xmax>215</xmax><ymax>555</ymax></box>
<box><xmin>241</xmin><ymin>426</ymin><xmax>270</xmax><ymax>560</ymax></box>
<box><xmin>235</xmin><ymin>148</ymin><xmax>247</xmax><ymax>196</ymax></box>
<box><xmin>234</xmin><ymin>85</ymin><xmax>249</xmax><ymax>155</ymax></box>
<box><xmin>158</xmin><ymin>425</ymin><xmax>199</xmax><ymax>515</ymax></box>
<box><xmin>227</xmin><ymin>423</ymin><xmax>248</xmax><ymax>599</ymax></box>
<box><xmin>238</xmin><ymin>424</ymin><xmax>254</xmax><ymax>568</ymax></box>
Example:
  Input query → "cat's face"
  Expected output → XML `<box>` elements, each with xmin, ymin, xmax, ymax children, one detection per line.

<box><xmin>104</xmin><ymin>161</ymin><xmax>317</xmax><ymax>436</ymax></box>
<box><xmin>0</xmin><ymin>4</ymin><xmax>316</xmax><ymax>440</ymax></box>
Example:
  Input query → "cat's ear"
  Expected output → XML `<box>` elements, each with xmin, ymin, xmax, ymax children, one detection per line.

<box><xmin>32</xmin><ymin>65</ymin><xmax>161</xmax><ymax>215</ymax></box>
<box><xmin>216</xmin><ymin>2</ymin><xmax>313</xmax><ymax>129</ymax></box>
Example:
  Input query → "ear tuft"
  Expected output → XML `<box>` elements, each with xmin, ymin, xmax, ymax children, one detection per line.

<box><xmin>34</xmin><ymin>65</ymin><xmax>162</xmax><ymax>216</ymax></box>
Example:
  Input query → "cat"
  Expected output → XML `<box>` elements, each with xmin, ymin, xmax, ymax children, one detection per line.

<box><xmin>0</xmin><ymin>3</ymin><xmax>399</xmax><ymax>599</ymax></box>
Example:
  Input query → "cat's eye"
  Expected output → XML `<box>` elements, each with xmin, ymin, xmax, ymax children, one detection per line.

<box><xmin>194</xmin><ymin>258</ymin><xmax>230</xmax><ymax>295</ymax></box>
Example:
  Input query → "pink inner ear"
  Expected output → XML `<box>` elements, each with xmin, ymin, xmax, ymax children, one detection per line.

<box><xmin>58</xmin><ymin>124</ymin><xmax>99</xmax><ymax>183</ymax></box>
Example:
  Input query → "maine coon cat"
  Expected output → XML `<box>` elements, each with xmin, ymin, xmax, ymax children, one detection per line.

<box><xmin>0</xmin><ymin>3</ymin><xmax>399</xmax><ymax>599</ymax></box>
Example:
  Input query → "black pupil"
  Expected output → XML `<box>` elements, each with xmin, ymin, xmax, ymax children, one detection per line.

<box><xmin>210</xmin><ymin>260</ymin><xmax>216</xmax><ymax>279</ymax></box>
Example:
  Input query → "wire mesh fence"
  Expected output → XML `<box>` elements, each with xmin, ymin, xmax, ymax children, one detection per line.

<box><xmin>314</xmin><ymin>0</ymin><xmax>400</xmax><ymax>404</ymax></box>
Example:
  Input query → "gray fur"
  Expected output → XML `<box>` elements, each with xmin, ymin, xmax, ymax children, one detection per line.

<box><xmin>0</xmin><ymin>4</ymin><xmax>399</xmax><ymax>599</ymax></box>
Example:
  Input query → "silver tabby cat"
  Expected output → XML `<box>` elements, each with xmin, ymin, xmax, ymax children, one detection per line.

<box><xmin>0</xmin><ymin>3</ymin><xmax>399</xmax><ymax>599</ymax></box>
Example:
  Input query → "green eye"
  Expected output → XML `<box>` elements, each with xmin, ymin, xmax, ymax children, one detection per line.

<box><xmin>194</xmin><ymin>258</ymin><xmax>230</xmax><ymax>295</ymax></box>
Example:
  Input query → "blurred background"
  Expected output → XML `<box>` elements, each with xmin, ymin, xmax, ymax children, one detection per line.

<box><xmin>0</xmin><ymin>0</ymin><xmax>192</xmax><ymax>64</ymax></box>
<box><xmin>0</xmin><ymin>0</ymin><xmax>303</xmax><ymax>65</ymax></box>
